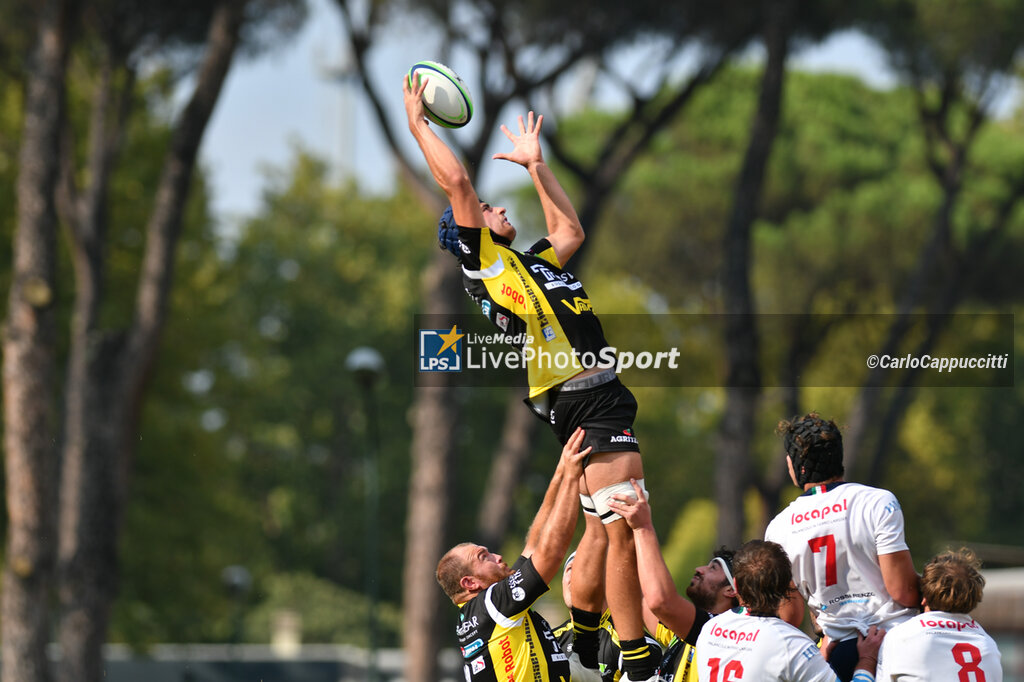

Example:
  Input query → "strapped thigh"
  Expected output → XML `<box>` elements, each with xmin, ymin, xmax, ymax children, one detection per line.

<box><xmin>590</xmin><ymin>479</ymin><xmax>648</xmax><ymax>524</ymax></box>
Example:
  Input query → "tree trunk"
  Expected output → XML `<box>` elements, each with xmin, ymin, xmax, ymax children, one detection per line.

<box><xmin>2</xmin><ymin>3</ymin><xmax>76</xmax><ymax>682</ymax></box>
<box><xmin>715</xmin><ymin>0</ymin><xmax>793</xmax><ymax>548</ymax></box>
<box><xmin>402</xmin><ymin>252</ymin><xmax>465</xmax><ymax>682</ymax></box>
<box><xmin>55</xmin><ymin>4</ymin><xmax>248</xmax><ymax>681</ymax></box>
<box><xmin>476</xmin><ymin>395</ymin><xmax>539</xmax><ymax>549</ymax></box>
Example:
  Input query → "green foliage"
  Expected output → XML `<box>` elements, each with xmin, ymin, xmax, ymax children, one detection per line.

<box><xmin>4</xmin><ymin>13</ymin><xmax>1022</xmax><ymax>649</ymax></box>
<box><xmin>576</xmin><ymin>64</ymin><xmax>1023</xmax><ymax>550</ymax></box>
<box><xmin>864</xmin><ymin>0</ymin><xmax>1024</xmax><ymax>80</ymax></box>
<box><xmin>661</xmin><ymin>499</ymin><xmax>718</xmax><ymax>587</ymax></box>
<box><xmin>192</xmin><ymin>154</ymin><xmax>434</xmax><ymax>598</ymax></box>
<box><xmin>244</xmin><ymin>572</ymin><xmax>402</xmax><ymax>646</ymax></box>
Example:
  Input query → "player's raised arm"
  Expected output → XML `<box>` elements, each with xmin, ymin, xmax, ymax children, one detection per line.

<box><xmin>608</xmin><ymin>480</ymin><xmax>699</xmax><ymax>638</ymax></box>
<box><xmin>524</xmin><ymin>428</ymin><xmax>590</xmax><ymax>584</ymax></box>
<box><xmin>492</xmin><ymin>112</ymin><xmax>584</xmax><ymax>265</ymax></box>
<box><xmin>402</xmin><ymin>74</ymin><xmax>484</xmax><ymax>229</ymax></box>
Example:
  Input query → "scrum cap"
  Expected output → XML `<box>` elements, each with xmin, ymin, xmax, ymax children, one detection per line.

<box><xmin>781</xmin><ymin>413</ymin><xmax>844</xmax><ymax>487</ymax></box>
<box><xmin>437</xmin><ymin>205</ymin><xmax>460</xmax><ymax>256</ymax></box>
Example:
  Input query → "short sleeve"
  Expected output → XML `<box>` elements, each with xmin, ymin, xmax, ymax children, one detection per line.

<box><xmin>786</xmin><ymin>638</ymin><xmax>839</xmax><ymax>682</ymax></box>
<box><xmin>524</xmin><ymin>238</ymin><xmax>560</xmax><ymax>267</ymax></box>
<box><xmin>481</xmin><ymin>556</ymin><xmax>550</xmax><ymax>621</ymax></box>
<box><xmin>872</xmin><ymin>489</ymin><xmax>909</xmax><ymax>556</ymax></box>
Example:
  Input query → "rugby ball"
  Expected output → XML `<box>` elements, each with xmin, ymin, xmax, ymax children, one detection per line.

<box><xmin>408</xmin><ymin>60</ymin><xmax>473</xmax><ymax>128</ymax></box>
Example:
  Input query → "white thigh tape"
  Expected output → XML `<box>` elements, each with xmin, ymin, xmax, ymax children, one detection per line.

<box><xmin>580</xmin><ymin>493</ymin><xmax>598</xmax><ymax>517</ymax></box>
<box><xmin>591</xmin><ymin>479</ymin><xmax>648</xmax><ymax>524</ymax></box>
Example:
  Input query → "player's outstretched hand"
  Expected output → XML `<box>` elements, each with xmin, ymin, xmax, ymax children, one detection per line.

<box><xmin>402</xmin><ymin>73</ymin><xmax>429</xmax><ymax>129</ymax></box>
<box><xmin>560</xmin><ymin>427</ymin><xmax>591</xmax><ymax>479</ymax></box>
<box><xmin>492</xmin><ymin>111</ymin><xmax>544</xmax><ymax>168</ymax></box>
<box><xmin>607</xmin><ymin>478</ymin><xmax>652</xmax><ymax>531</ymax></box>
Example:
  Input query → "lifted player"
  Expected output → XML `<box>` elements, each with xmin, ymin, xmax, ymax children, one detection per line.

<box><xmin>405</xmin><ymin>74</ymin><xmax>657</xmax><ymax>681</ymax></box>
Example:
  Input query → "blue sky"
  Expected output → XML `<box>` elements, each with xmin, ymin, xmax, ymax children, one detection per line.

<box><xmin>200</xmin><ymin>0</ymin><xmax>898</xmax><ymax>222</ymax></box>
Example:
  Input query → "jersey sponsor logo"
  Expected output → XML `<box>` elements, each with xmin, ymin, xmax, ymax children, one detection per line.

<box><xmin>528</xmin><ymin>262</ymin><xmax>582</xmax><ymax>291</ymax></box>
<box><xmin>826</xmin><ymin>591</ymin><xmax>874</xmax><ymax>606</ymax></box>
<box><xmin>799</xmin><ymin>643</ymin><xmax>819</xmax><ymax>660</ymax></box>
<box><xmin>551</xmin><ymin>653</ymin><xmax>568</xmax><ymax>662</ymax></box>
<box><xmin>542</xmin><ymin>325</ymin><xmax>556</xmax><ymax>341</ymax></box>
<box><xmin>919</xmin><ymin>617</ymin><xmax>980</xmax><ymax>631</ymax></box>
<box><xmin>508</xmin><ymin>570</ymin><xmax>525</xmax><ymax>589</ymax></box>
<box><xmin>512</xmin><ymin>587</ymin><xmax>526</xmax><ymax>601</ymax></box>
<box><xmin>500</xmin><ymin>282</ymin><xmax>527</xmax><ymax>307</ymax></box>
<box><xmin>496</xmin><ymin>312</ymin><xmax>509</xmax><ymax>331</ymax></box>
<box><xmin>499</xmin><ymin>634</ymin><xmax>516</xmax><ymax>680</ymax></box>
<box><xmin>460</xmin><ymin>240</ymin><xmax>471</xmax><ymax>255</ymax></box>
<box><xmin>471</xmin><ymin>655</ymin><xmax>487</xmax><ymax>675</ymax></box>
<box><xmin>561</xmin><ymin>297</ymin><xmax>592</xmax><ymax>314</ymax></box>
<box><xmin>481</xmin><ymin>300</ymin><xmax>491</xmax><ymax>317</ymax></box>
<box><xmin>790</xmin><ymin>497</ymin><xmax>848</xmax><ymax>525</ymax></box>
<box><xmin>462</xmin><ymin>638</ymin><xmax>484</xmax><ymax>658</ymax></box>
<box><xmin>457</xmin><ymin>616</ymin><xmax>480</xmax><ymax>637</ymax></box>
<box><xmin>543</xmin><ymin>279</ymin><xmax>583</xmax><ymax>292</ymax></box>
<box><xmin>708</xmin><ymin>624</ymin><xmax>760</xmax><ymax>644</ymax></box>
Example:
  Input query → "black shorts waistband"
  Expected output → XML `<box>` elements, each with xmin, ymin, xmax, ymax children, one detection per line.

<box><xmin>559</xmin><ymin>368</ymin><xmax>617</xmax><ymax>392</ymax></box>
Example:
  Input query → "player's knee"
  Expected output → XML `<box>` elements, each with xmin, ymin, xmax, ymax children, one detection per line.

<box><xmin>590</xmin><ymin>479</ymin><xmax>649</xmax><ymax>525</ymax></box>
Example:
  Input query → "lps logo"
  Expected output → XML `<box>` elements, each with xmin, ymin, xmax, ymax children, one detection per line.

<box><xmin>419</xmin><ymin>325</ymin><xmax>464</xmax><ymax>372</ymax></box>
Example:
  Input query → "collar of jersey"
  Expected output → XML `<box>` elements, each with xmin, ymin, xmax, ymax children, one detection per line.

<box><xmin>799</xmin><ymin>480</ymin><xmax>849</xmax><ymax>497</ymax></box>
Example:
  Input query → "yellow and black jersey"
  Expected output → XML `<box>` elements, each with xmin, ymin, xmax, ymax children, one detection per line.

<box><xmin>657</xmin><ymin>635</ymin><xmax>697</xmax><ymax>682</ymax></box>
<box><xmin>455</xmin><ymin>556</ymin><xmax>569</xmax><ymax>682</ymax></box>
<box><xmin>457</xmin><ymin>226</ymin><xmax>609</xmax><ymax>399</ymax></box>
<box><xmin>553</xmin><ymin>610</ymin><xmax>622</xmax><ymax>682</ymax></box>
<box><xmin>653</xmin><ymin>611</ymin><xmax>711</xmax><ymax>682</ymax></box>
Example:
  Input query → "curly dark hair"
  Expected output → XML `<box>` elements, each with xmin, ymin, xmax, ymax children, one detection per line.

<box><xmin>713</xmin><ymin>546</ymin><xmax>740</xmax><ymax>608</ymax></box>
<box><xmin>776</xmin><ymin>412</ymin><xmax>844</xmax><ymax>487</ymax></box>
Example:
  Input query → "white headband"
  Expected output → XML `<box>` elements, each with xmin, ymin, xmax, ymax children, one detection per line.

<box><xmin>711</xmin><ymin>557</ymin><xmax>737</xmax><ymax>592</ymax></box>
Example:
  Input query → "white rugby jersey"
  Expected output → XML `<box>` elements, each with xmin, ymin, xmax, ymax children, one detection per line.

<box><xmin>695</xmin><ymin>609</ymin><xmax>836</xmax><ymax>682</ymax></box>
<box><xmin>764</xmin><ymin>481</ymin><xmax>916</xmax><ymax>642</ymax></box>
<box><xmin>876</xmin><ymin>611</ymin><xmax>1003</xmax><ymax>682</ymax></box>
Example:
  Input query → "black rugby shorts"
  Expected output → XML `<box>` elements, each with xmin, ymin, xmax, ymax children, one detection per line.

<box><xmin>548</xmin><ymin>378</ymin><xmax>640</xmax><ymax>455</ymax></box>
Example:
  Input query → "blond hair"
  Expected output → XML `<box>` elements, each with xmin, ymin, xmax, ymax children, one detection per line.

<box><xmin>921</xmin><ymin>548</ymin><xmax>985</xmax><ymax>614</ymax></box>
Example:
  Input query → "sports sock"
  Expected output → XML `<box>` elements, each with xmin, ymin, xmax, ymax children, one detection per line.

<box><xmin>571</xmin><ymin>607</ymin><xmax>602</xmax><ymax>669</ymax></box>
<box><xmin>619</xmin><ymin>636</ymin><xmax>658</xmax><ymax>681</ymax></box>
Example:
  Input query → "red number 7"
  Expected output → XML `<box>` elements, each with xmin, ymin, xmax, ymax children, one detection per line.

<box><xmin>808</xmin><ymin>534</ymin><xmax>837</xmax><ymax>586</ymax></box>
